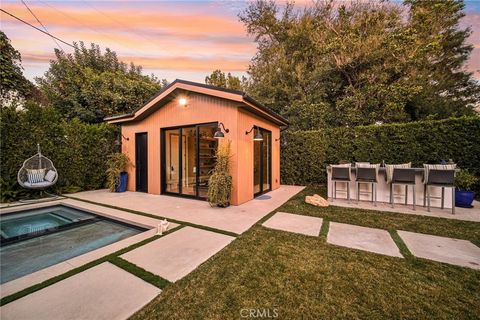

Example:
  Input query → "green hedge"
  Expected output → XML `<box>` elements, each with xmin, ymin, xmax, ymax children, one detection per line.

<box><xmin>281</xmin><ymin>117</ymin><xmax>480</xmax><ymax>187</ymax></box>
<box><xmin>0</xmin><ymin>103</ymin><xmax>118</xmax><ymax>202</ymax></box>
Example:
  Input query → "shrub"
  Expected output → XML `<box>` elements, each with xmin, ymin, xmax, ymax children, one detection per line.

<box><xmin>455</xmin><ymin>171</ymin><xmax>478</xmax><ymax>192</ymax></box>
<box><xmin>281</xmin><ymin>117</ymin><xmax>480</xmax><ymax>192</ymax></box>
<box><xmin>0</xmin><ymin>102</ymin><xmax>117</xmax><ymax>202</ymax></box>
<box><xmin>208</xmin><ymin>140</ymin><xmax>232</xmax><ymax>207</ymax></box>
<box><xmin>106</xmin><ymin>153</ymin><xmax>133</xmax><ymax>192</ymax></box>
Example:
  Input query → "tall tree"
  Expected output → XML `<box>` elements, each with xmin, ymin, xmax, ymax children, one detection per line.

<box><xmin>36</xmin><ymin>42</ymin><xmax>164</xmax><ymax>123</ymax></box>
<box><xmin>403</xmin><ymin>0</ymin><xmax>479</xmax><ymax>120</ymax></box>
<box><xmin>239</xmin><ymin>0</ymin><xmax>479</xmax><ymax>129</ymax></box>
<box><xmin>205</xmin><ymin>69</ymin><xmax>245</xmax><ymax>90</ymax></box>
<box><xmin>0</xmin><ymin>31</ymin><xmax>37</xmax><ymax>103</ymax></box>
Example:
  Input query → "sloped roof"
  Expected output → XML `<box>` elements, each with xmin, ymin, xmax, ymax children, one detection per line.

<box><xmin>104</xmin><ymin>79</ymin><xmax>289</xmax><ymax>126</ymax></box>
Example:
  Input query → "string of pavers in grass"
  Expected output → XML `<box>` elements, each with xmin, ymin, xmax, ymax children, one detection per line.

<box><xmin>261</xmin><ymin>211</ymin><xmax>480</xmax><ymax>269</ymax></box>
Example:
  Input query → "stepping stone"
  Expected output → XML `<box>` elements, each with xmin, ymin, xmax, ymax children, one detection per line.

<box><xmin>327</xmin><ymin>222</ymin><xmax>403</xmax><ymax>258</ymax></box>
<box><xmin>121</xmin><ymin>227</ymin><xmax>234</xmax><ymax>282</ymax></box>
<box><xmin>398</xmin><ymin>230</ymin><xmax>480</xmax><ymax>269</ymax></box>
<box><xmin>0</xmin><ymin>262</ymin><xmax>160</xmax><ymax>320</ymax></box>
<box><xmin>262</xmin><ymin>212</ymin><xmax>323</xmax><ymax>236</ymax></box>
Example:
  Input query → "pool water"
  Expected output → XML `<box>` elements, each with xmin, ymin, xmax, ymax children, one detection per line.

<box><xmin>1</xmin><ymin>207</ymin><xmax>93</xmax><ymax>242</ymax></box>
<box><xmin>0</xmin><ymin>206</ymin><xmax>144</xmax><ymax>284</ymax></box>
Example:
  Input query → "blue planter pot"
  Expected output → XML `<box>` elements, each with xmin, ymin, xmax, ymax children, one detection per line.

<box><xmin>455</xmin><ymin>189</ymin><xmax>475</xmax><ymax>208</ymax></box>
<box><xmin>115</xmin><ymin>172</ymin><xmax>128</xmax><ymax>193</ymax></box>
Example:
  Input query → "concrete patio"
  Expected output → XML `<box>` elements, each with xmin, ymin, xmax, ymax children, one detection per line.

<box><xmin>68</xmin><ymin>185</ymin><xmax>305</xmax><ymax>234</ymax></box>
<box><xmin>328</xmin><ymin>198</ymin><xmax>480</xmax><ymax>222</ymax></box>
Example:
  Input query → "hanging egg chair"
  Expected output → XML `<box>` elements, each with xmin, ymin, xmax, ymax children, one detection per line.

<box><xmin>17</xmin><ymin>144</ymin><xmax>58</xmax><ymax>189</ymax></box>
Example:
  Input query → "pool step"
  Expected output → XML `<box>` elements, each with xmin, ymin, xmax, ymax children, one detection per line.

<box><xmin>0</xmin><ymin>217</ymin><xmax>101</xmax><ymax>246</ymax></box>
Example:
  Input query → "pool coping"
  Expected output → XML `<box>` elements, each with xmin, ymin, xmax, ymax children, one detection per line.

<box><xmin>0</xmin><ymin>199</ymin><xmax>179</xmax><ymax>298</ymax></box>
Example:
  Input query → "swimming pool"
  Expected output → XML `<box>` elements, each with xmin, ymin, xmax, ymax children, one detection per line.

<box><xmin>0</xmin><ymin>205</ymin><xmax>145</xmax><ymax>284</ymax></box>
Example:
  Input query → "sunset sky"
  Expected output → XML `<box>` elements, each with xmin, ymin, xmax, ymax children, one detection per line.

<box><xmin>1</xmin><ymin>0</ymin><xmax>480</xmax><ymax>83</ymax></box>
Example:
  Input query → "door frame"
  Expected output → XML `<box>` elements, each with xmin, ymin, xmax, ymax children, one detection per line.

<box><xmin>253</xmin><ymin>127</ymin><xmax>272</xmax><ymax>197</ymax></box>
<box><xmin>160</xmin><ymin>121</ymin><xmax>218</xmax><ymax>200</ymax></box>
<box><xmin>135</xmin><ymin>132</ymin><xmax>148</xmax><ymax>193</ymax></box>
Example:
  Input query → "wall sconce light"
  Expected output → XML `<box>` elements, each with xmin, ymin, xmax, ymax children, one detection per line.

<box><xmin>114</xmin><ymin>133</ymin><xmax>129</xmax><ymax>146</ymax></box>
<box><xmin>214</xmin><ymin>122</ymin><xmax>229</xmax><ymax>139</ymax></box>
<box><xmin>178</xmin><ymin>97</ymin><xmax>188</xmax><ymax>107</ymax></box>
<box><xmin>246</xmin><ymin>125</ymin><xmax>263</xmax><ymax>141</ymax></box>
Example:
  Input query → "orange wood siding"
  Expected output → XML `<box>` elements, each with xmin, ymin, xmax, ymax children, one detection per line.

<box><xmin>119</xmin><ymin>92</ymin><xmax>282</xmax><ymax>206</ymax></box>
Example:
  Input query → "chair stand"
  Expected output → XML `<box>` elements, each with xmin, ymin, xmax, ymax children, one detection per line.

<box><xmin>424</xmin><ymin>185</ymin><xmax>455</xmax><ymax>214</ymax></box>
<box><xmin>390</xmin><ymin>184</ymin><xmax>416</xmax><ymax>210</ymax></box>
<box><xmin>356</xmin><ymin>182</ymin><xmax>377</xmax><ymax>206</ymax></box>
<box><xmin>333</xmin><ymin>180</ymin><xmax>350</xmax><ymax>201</ymax></box>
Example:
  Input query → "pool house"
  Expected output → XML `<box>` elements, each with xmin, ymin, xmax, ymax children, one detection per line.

<box><xmin>105</xmin><ymin>79</ymin><xmax>289</xmax><ymax>205</ymax></box>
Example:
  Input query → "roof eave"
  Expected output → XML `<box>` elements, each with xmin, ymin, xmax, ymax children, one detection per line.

<box><xmin>103</xmin><ymin>79</ymin><xmax>289</xmax><ymax>126</ymax></box>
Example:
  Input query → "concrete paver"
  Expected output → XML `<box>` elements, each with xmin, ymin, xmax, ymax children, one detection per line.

<box><xmin>262</xmin><ymin>212</ymin><xmax>323</xmax><ymax>236</ymax></box>
<box><xmin>0</xmin><ymin>262</ymin><xmax>160</xmax><ymax>320</ymax></box>
<box><xmin>398</xmin><ymin>230</ymin><xmax>480</xmax><ymax>269</ymax></box>
<box><xmin>327</xmin><ymin>222</ymin><xmax>403</xmax><ymax>258</ymax></box>
<box><xmin>121</xmin><ymin>227</ymin><xmax>235</xmax><ymax>282</ymax></box>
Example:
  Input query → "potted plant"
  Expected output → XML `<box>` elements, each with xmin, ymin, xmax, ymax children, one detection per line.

<box><xmin>208</xmin><ymin>140</ymin><xmax>232</xmax><ymax>207</ymax></box>
<box><xmin>106</xmin><ymin>153</ymin><xmax>133</xmax><ymax>192</ymax></box>
<box><xmin>455</xmin><ymin>170</ymin><xmax>478</xmax><ymax>208</ymax></box>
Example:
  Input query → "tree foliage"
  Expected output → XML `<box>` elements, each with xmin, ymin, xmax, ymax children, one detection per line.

<box><xmin>240</xmin><ymin>0</ymin><xmax>479</xmax><ymax>129</ymax></box>
<box><xmin>0</xmin><ymin>31</ymin><xmax>38</xmax><ymax>103</ymax></box>
<box><xmin>205</xmin><ymin>69</ymin><xmax>245</xmax><ymax>90</ymax></box>
<box><xmin>36</xmin><ymin>42</ymin><xmax>165</xmax><ymax>123</ymax></box>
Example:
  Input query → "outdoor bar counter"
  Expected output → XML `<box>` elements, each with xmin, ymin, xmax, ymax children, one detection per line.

<box><xmin>326</xmin><ymin>166</ymin><xmax>454</xmax><ymax>209</ymax></box>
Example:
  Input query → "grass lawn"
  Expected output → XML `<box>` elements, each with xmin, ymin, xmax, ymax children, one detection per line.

<box><xmin>132</xmin><ymin>186</ymin><xmax>480</xmax><ymax>319</ymax></box>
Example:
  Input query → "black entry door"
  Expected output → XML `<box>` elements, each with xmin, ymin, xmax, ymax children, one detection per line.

<box><xmin>135</xmin><ymin>133</ymin><xmax>148</xmax><ymax>192</ymax></box>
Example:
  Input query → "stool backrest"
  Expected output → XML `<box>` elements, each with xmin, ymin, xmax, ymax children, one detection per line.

<box><xmin>356</xmin><ymin>167</ymin><xmax>377</xmax><ymax>181</ymax></box>
<box><xmin>427</xmin><ymin>169</ymin><xmax>455</xmax><ymax>185</ymax></box>
<box><xmin>392</xmin><ymin>168</ymin><xmax>416</xmax><ymax>184</ymax></box>
<box><xmin>332</xmin><ymin>167</ymin><xmax>350</xmax><ymax>180</ymax></box>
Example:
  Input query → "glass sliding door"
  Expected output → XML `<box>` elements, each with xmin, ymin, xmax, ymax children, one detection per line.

<box><xmin>164</xmin><ymin>128</ymin><xmax>180</xmax><ymax>193</ymax></box>
<box><xmin>197</xmin><ymin>124</ymin><xmax>217</xmax><ymax>198</ymax></box>
<box><xmin>162</xmin><ymin>123</ymin><xmax>217</xmax><ymax>199</ymax></box>
<box><xmin>181</xmin><ymin>126</ymin><xmax>197</xmax><ymax>196</ymax></box>
<box><xmin>253</xmin><ymin>128</ymin><xmax>271</xmax><ymax>197</ymax></box>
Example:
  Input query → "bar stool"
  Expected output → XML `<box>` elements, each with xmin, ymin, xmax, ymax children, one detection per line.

<box><xmin>356</xmin><ymin>164</ymin><xmax>379</xmax><ymax>206</ymax></box>
<box><xmin>331</xmin><ymin>164</ymin><xmax>351</xmax><ymax>201</ymax></box>
<box><xmin>389</xmin><ymin>167</ymin><xmax>416</xmax><ymax>210</ymax></box>
<box><xmin>423</xmin><ymin>164</ymin><xmax>456</xmax><ymax>214</ymax></box>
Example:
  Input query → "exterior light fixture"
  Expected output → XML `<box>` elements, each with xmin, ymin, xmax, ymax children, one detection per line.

<box><xmin>114</xmin><ymin>133</ymin><xmax>129</xmax><ymax>149</ymax></box>
<box><xmin>178</xmin><ymin>97</ymin><xmax>188</xmax><ymax>107</ymax></box>
<box><xmin>214</xmin><ymin>122</ymin><xmax>229</xmax><ymax>139</ymax></box>
<box><xmin>246</xmin><ymin>125</ymin><xmax>263</xmax><ymax>141</ymax></box>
